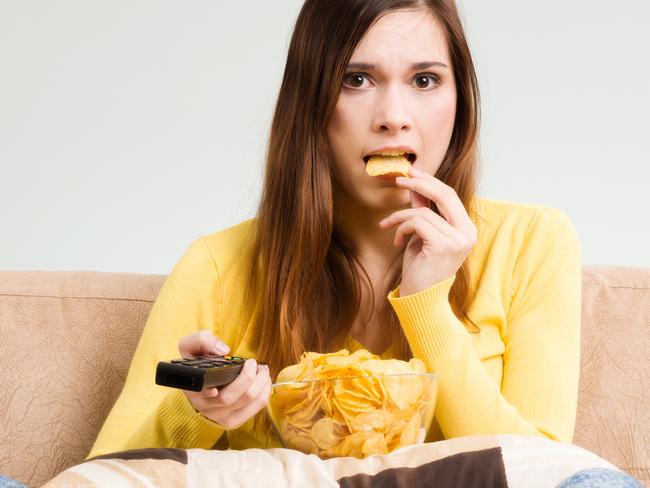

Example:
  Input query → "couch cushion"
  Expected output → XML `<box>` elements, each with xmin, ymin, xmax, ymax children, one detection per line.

<box><xmin>0</xmin><ymin>271</ymin><xmax>165</xmax><ymax>488</ymax></box>
<box><xmin>42</xmin><ymin>435</ymin><xmax>624</xmax><ymax>488</ymax></box>
<box><xmin>575</xmin><ymin>266</ymin><xmax>650</xmax><ymax>486</ymax></box>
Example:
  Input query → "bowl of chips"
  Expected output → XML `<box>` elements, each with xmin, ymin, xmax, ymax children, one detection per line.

<box><xmin>266</xmin><ymin>349</ymin><xmax>437</xmax><ymax>459</ymax></box>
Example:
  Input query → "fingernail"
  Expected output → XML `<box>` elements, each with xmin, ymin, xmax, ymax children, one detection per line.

<box><xmin>212</xmin><ymin>341</ymin><xmax>229</xmax><ymax>355</ymax></box>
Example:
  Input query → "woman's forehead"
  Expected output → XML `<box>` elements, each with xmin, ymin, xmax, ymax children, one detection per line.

<box><xmin>350</xmin><ymin>9</ymin><xmax>450</xmax><ymax>68</ymax></box>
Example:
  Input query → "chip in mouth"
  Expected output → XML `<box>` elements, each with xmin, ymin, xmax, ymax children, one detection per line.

<box><xmin>364</xmin><ymin>154</ymin><xmax>414</xmax><ymax>178</ymax></box>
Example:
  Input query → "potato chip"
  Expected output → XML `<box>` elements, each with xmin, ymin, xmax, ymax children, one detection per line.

<box><xmin>399</xmin><ymin>413</ymin><xmax>421</xmax><ymax>446</ymax></box>
<box><xmin>350</xmin><ymin>376</ymin><xmax>383</xmax><ymax>401</ymax></box>
<box><xmin>310</xmin><ymin>418</ymin><xmax>339</xmax><ymax>451</ymax></box>
<box><xmin>275</xmin><ymin>363</ymin><xmax>304</xmax><ymax>384</ymax></box>
<box><xmin>287</xmin><ymin>430</ymin><xmax>320</xmax><ymax>455</ymax></box>
<box><xmin>350</xmin><ymin>409</ymin><xmax>392</xmax><ymax>433</ymax></box>
<box><xmin>319</xmin><ymin>385</ymin><xmax>333</xmax><ymax>416</ymax></box>
<box><xmin>335</xmin><ymin>431</ymin><xmax>370</xmax><ymax>458</ymax></box>
<box><xmin>383</xmin><ymin>374</ymin><xmax>424</xmax><ymax>410</ymax></box>
<box><xmin>361</xmin><ymin>431</ymin><xmax>389</xmax><ymax>457</ymax></box>
<box><xmin>333</xmin><ymin>378</ymin><xmax>379</xmax><ymax>405</ymax></box>
<box><xmin>271</xmin><ymin>381</ymin><xmax>309</xmax><ymax>408</ymax></box>
<box><xmin>268</xmin><ymin>348</ymin><xmax>437</xmax><ymax>459</ymax></box>
<box><xmin>362</xmin><ymin>358</ymin><xmax>413</xmax><ymax>376</ymax></box>
<box><xmin>285</xmin><ymin>394</ymin><xmax>321</xmax><ymax>428</ymax></box>
<box><xmin>383</xmin><ymin>418</ymin><xmax>405</xmax><ymax>450</ymax></box>
<box><xmin>365</xmin><ymin>155</ymin><xmax>411</xmax><ymax>178</ymax></box>
<box><xmin>409</xmin><ymin>358</ymin><xmax>427</xmax><ymax>374</ymax></box>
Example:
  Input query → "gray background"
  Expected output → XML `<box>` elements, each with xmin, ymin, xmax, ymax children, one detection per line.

<box><xmin>1</xmin><ymin>0</ymin><xmax>648</xmax><ymax>273</ymax></box>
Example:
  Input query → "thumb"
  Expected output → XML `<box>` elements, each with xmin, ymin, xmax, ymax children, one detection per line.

<box><xmin>178</xmin><ymin>330</ymin><xmax>230</xmax><ymax>358</ymax></box>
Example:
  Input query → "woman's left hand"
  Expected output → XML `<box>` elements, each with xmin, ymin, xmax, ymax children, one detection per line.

<box><xmin>379</xmin><ymin>166</ymin><xmax>478</xmax><ymax>297</ymax></box>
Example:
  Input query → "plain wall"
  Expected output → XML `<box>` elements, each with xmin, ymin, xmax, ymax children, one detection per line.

<box><xmin>1</xmin><ymin>0</ymin><xmax>648</xmax><ymax>273</ymax></box>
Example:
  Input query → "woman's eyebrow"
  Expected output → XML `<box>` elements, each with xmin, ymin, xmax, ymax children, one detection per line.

<box><xmin>346</xmin><ymin>61</ymin><xmax>448</xmax><ymax>69</ymax></box>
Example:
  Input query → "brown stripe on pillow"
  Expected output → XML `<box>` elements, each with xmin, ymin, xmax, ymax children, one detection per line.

<box><xmin>337</xmin><ymin>447</ymin><xmax>508</xmax><ymax>488</ymax></box>
<box><xmin>87</xmin><ymin>448</ymin><xmax>188</xmax><ymax>464</ymax></box>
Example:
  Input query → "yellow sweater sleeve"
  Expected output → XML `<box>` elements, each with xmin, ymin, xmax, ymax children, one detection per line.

<box><xmin>388</xmin><ymin>208</ymin><xmax>582</xmax><ymax>443</ymax></box>
<box><xmin>86</xmin><ymin>238</ymin><xmax>226</xmax><ymax>459</ymax></box>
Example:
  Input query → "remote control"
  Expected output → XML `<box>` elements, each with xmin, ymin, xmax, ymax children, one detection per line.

<box><xmin>155</xmin><ymin>355</ymin><xmax>264</xmax><ymax>392</ymax></box>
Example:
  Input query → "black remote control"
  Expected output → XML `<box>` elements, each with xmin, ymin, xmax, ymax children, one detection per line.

<box><xmin>155</xmin><ymin>355</ymin><xmax>263</xmax><ymax>392</ymax></box>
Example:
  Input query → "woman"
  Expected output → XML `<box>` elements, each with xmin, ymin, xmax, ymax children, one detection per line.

<box><xmin>85</xmin><ymin>2</ymin><xmax>633</xmax><ymax>486</ymax></box>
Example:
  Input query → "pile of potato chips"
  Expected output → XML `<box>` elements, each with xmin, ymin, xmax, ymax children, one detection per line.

<box><xmin>267</xmin><ymin>349</ymin><xmax>437</xmax><ymax>459</ymax></box>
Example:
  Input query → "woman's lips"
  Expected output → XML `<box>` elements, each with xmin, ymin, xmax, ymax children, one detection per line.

<box><xmin>375</xmin><ymin>174</ymin><xmax>400</xmax><ymax>182</ymax></box>
<box><xmin>363</xmin><ymin>152</ymin><xmax>417</xmax><ymax>164</ymax></box>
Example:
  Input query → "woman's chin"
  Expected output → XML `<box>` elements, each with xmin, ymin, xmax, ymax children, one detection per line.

<box><xmin>364</xmin><ymin>189</ymin><xmax>409</xmax><ymax>210</ymax></box>
<box><xmin>334</xmin><ymin>180</ymin><xmax>409</xmax><ymax>211</ymax></box>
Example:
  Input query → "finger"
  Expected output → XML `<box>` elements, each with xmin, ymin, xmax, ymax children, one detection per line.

<box><xmin>397</xmin><ymin>175</ymin><xmax>450</xmax><ymax>221</ymax></box>
<box><xmin>399</xmin><ymin>164</ymin><xmax>429</xmax><ymax>208</ymax></box>
<box><xmin>396</xmin><ymin>172</ymin><xmax>472</xmax><ymax>232</ymax></box>
<box><xmin>211</xmin><ymin>359</ymin><xmax>258</xmax><ymax>407</ymax></box>
<box><xmin>178</xmin><ymin>330</ymin><xmax>229</xmax><ymax>358</ymax></box>
<box><xmin>396</xmin><ymin>174</ymin><xmax>454</xmax><ymax>222</ymax></box>
<box><xmin>184</xmin><ymin>382</ymin><xmax>220</xmax><ymax>405</ymax></box>
<box><xmin>394</xmin><ymin>216</ymin><xmax>442</xmax><ymax>247</ymax></box>
<box><xmin>380</xmin><ymin>208</ymin><xmax>456</xmax><ymax>239</ymax></box>
<box><xmin>215</xmin><ymin>381</ymin><xmax>272</xmax><ymax>430</ymax></box>
<box><xmin>201</xmin><ymin>387</ymin><xmax>220</xmax><ymax>399</ymax></box>
<box><xmin>219</xmin><ymin>364</ymin><xmax>270</xmax><ymax>411</ymax></box>
<box><xmin>182</xmin><ymin>388</ymin><xmax>217</xmax><ymax>416</ymax></box>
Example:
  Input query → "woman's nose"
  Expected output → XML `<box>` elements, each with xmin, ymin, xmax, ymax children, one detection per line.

<box><xmin>372</xmin><ymin>85</ymin><xmax>413</xmax><ymax>133</ymax></box>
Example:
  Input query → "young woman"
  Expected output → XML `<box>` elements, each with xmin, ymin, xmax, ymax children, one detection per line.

<box><xmin>89</xmin><ymin>0</ymin><xmax>584</xmax><ymax>466</ymax></box>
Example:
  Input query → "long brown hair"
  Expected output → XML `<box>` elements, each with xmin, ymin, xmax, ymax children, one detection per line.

<box><xmin>241</xmin><ymin>0</ymin><xmax>483</xmax><ymax>438</ymax></box>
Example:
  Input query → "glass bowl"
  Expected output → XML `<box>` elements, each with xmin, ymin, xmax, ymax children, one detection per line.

<box><xmin>266</xmin><ymin>373</ymin><xmax>437</xmax><ymax>459</ymax></box>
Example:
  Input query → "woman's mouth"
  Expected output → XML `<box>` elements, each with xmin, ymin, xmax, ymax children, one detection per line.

<box><xmin>362</xmin><ymin>152</ymin><xmax>417</xmax><ymax>164</ymax></box>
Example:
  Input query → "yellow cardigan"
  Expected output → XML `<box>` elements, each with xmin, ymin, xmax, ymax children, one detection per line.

<box><xmin>87</xmin><ymin>197</ymin><xmax>582</xmax><ymax>459</ymax></box>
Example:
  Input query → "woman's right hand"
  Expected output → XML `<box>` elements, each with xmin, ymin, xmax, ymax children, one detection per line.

<box><xmin>177</xmin><ymin>330</ymin><xmax>272</xmax><ymax>430</ymax></box>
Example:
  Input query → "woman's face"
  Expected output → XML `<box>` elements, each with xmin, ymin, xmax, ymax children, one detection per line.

<box><xmin>326</xmin><ymin>9</ymin><xmax>457</xmax><ymax>211</ymax></box>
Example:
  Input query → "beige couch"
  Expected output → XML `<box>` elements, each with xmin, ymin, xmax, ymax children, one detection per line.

<box><xmin>0</xmin><ymin>266</ymin><xmax>648</xmax><ymax>487</ymax></box>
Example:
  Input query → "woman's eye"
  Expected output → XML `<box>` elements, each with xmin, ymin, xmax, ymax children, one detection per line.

<box><xmin>414</xmin><ymin>74</ymin><xmax>440</xmax><ymax>90</ymax></box>
<box><xmin>344</xmin><ymin>73</ymin><xmax>370</xmax><ymax>88</ymax></box>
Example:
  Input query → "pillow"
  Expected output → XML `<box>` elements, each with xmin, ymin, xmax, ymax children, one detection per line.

<box><xmin>42</xmin><ymin>434</ymin><xmax>626</xmax><ymax>488</ymax></box>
